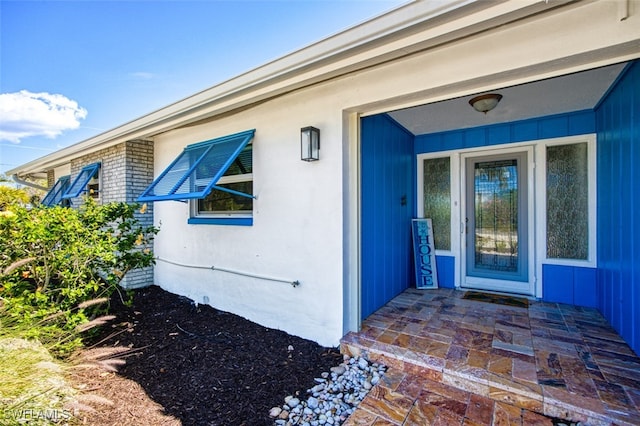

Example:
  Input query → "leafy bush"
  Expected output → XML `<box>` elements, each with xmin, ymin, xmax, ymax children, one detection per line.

<box><xmin>0</xmin><ymin>186</ymin><xmax>30</xmax><ymax>210</ymax></box>
<box><xmin>0</xmin><ymin>199</ymin><xmax>158</xmax><ymax>356</ymax></box>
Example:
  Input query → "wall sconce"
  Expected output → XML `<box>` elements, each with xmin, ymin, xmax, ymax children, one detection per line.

<box><xmin>469</xmin><ymin>93</ymin><xmax>502</xmax><ymax>114</ymax></box>
<box><xmin>301</xmin><ymin>126</ymin><xmax>320</xmax><ymax>161</ymax></box>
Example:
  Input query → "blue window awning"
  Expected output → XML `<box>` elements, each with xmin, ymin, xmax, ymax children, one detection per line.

<box><xmin>62</xmin><ymin>163</ymin><xmax>101</xmax><ymax>199</ymax></box>
<box><xmin>138</xmin><ymin>129</ymin><xmax>255</xmax><ymax>202</ymax></box>
<box><xmin>41</xmin><ymin>175</ymin><xmax>70</xmax><ymax>207</ymax></box>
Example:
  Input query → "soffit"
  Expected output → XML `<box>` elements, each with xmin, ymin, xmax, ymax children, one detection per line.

<box><xmin>388</xmin><ymin>63</ymin><xmax>627</xmax><ymax>135</ymax></box>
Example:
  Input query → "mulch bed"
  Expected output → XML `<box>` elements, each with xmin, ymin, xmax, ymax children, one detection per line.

<box><xmin>81</xmin><ymin>285</ymin><xmax>342</xmax><ymax>425</ymax></box>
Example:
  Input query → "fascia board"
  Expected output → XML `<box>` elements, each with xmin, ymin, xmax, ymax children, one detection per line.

<box><xmin>8</xmin><ymin>0</ymin><xmax>571</xmax><ymax>177</ymax></box>
<box><xmin>116</xmin><ymin>0</ymin><xmax>571</xmax><ymax>132</ymax></box>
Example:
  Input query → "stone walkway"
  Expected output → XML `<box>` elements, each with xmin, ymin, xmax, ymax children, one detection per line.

<box><xmin>340</xmin><ymin>288</ymin><xmax>640</xmax><ymax>425</ymax></box>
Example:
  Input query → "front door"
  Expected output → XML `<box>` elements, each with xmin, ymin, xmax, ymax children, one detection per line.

<box><xmin>462</xmin><ymin>150</ymin><xmax>533</xmax><ymax>295</ymax></box>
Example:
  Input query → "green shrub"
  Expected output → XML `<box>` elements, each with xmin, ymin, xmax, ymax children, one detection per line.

<box><xmin>0</xmin><ymin>186</ymin><xmax>30</xmax><ymax>211</ymax></box>
<box><xmin>0</xmin><ymin>198</ymin><xmax>158</xmax><ymax>356</ymax></box>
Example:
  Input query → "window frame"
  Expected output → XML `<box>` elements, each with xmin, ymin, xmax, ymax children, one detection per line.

<box><xmin>416</xmin><ymin>153</ymin><xmax>458</xmax><ymax>256</ymax></box>
<box><xmin>418</xmin><ymin>155</ymin><xmax>453</xmax><ymax>252</ymax></box>
<box><xmin>188</xmin><ymin>169</ymin><xmax>254</xmax><ymax>226</ymax></box>
<box><xmin>535</xmin><ymin>134</ymin><xmax>597</xmax><ymax>268</ymax></box>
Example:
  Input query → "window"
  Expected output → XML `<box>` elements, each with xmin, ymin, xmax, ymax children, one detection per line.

<box><xmin>535</xmin><ymin>135</ymin><xmax>596</xmax><ymax>268</ymax></box>
<box><xmin>190</xmin><ymin>143</ymin><xmax>253</xmax><ymax>224</ymax></box>
<box><xmin>62</xmin><ymin>163</ymin><xmax>101</xmax><ymax>199</ymax></box>
<box><xmin>41</xmin><ymin>175</ymin><xmax>70</xmax><ymax>206</ymax></box>
<box><xmin>138</xmin><ymin>129</ymin><xmax>255</xmax><ymax>225</ymax></box>
<box><xmin>423</xmin><ymin>157</ymin><xmax>451</xmax><ymax>250</ymax></box>
<box><xmin>546</xmin><ymin>142</ymin><xmax>589</xmax><ymax>260</ymax></box>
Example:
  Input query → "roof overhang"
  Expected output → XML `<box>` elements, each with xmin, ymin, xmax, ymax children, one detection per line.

<box><xmin>8</xmin><ymin>0</ymin><xmax>635</xmax><ymax>177</ymax></box>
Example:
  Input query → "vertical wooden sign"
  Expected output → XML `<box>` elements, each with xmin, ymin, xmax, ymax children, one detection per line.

<box><xmin>412</xmin><ymin>218</ymin><xmax>439</xmax><ymax>289</ymax></box>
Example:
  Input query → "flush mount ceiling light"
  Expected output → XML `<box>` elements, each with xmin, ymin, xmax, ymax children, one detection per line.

<box><xmin>469</xmin><ymin>93</ymin><xmax>503</xmax><ymax>114</ymax></box>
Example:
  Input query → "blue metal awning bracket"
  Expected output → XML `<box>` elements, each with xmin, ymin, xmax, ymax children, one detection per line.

<box><xmin>210</xmin><ymin>185</ymin><xmax>256</xmax><ymax>199</ymax></box>
<box><xmin>138</xmin><ymin>129</ymin><xmax>255</xmax><ymax>202</ymax></box>
<box><xmin>165</xmin><ymin>144</ymin><xmax>215</xmax><ymax>197</ymax></box>
<box><xmin>42</xmin><ymin>175</ymin><xmax>71</xmax><ymax>206</ymax></box>
<box><xmin>198</xmin><ymin>137</ymin><xmax>254</xmax><ymax>199</ymax></box>
<box><xmin>62</xmin><ymin>163</ymin><xmax>100</xmax><ymax>199</ymax></box>
<box><xmin>138</xmin><ymin>147</ymin><xmax>205</xmax><ymax>200</ymax></box>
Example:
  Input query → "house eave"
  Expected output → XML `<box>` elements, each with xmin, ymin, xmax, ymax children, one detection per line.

<box><xmin>8</xmin><ymin>0</ymin><xmax>580</xmax><ymax>177</ymax></box>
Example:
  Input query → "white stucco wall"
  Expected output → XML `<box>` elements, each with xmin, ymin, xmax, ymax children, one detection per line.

<box><xmin>149</xmin><ymin>0</ymin><xmax>639</xmax><ymax>347</ymax></box>
<box><xmin>152</xmin><ymin>86</ymin><xmax>349</xmax><ymax>347</ymax></box>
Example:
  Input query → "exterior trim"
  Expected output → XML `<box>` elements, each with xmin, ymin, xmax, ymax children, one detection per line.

<box><xmin>187</xmin><ymin>217</ymin><xmax>253</xmax><ymax>226</ymax></box>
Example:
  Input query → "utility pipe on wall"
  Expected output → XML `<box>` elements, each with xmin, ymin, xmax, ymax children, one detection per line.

<box><xmin>156</xmin><ymin>256</ymin><xmax>301</xmax><ymax>287</ymax></box>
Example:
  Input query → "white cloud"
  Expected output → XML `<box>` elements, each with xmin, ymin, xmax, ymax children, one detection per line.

<box><xmin>130</xmin><ymin>71</ymin><xmax>155</xmax><ymax>80</ymax></box>
<box><xmin>0</xmin><ymin>90</ymin><xmax>88</xmax><ymax>143</ymax></box>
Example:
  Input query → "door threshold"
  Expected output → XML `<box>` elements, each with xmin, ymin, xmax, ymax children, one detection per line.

<box><xmin>459</xmin><ymin>286</ymin><xmax>536</xmax><ymax>300</ymax></box>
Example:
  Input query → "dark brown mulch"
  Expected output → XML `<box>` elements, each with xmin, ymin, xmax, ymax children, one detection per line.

<box><xmin>83</xmin><ymin>285</ymin><xmax>342</xmax><ymax>426</ymax></box>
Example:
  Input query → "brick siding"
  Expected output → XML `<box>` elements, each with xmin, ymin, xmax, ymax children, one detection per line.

<box><xmin>47</xmin><ymin>170</ymin><xmax>55</xmax><ymax>188</ymax></box>
<box><xmin>67</xmin><ymin>140</ymin><xmax>155</xmax><ymax>289</ymax></box>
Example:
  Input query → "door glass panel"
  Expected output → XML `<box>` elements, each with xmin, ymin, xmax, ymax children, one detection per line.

<box><xmin>423</xmin><ymin>157</ymin><xmax>451</xmax><ymax>250</ymax></box>
<box><xmin>473</xmin><ymin>159</ymin><xmax>519</xmax><ymax>273</ymax></box>
<box><xmin>546</xmin><ymin>143</ymin><xmax>588</xmax><ymax>259</ymax></box>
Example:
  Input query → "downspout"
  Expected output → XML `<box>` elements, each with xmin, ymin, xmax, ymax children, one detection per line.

<box><xmin>618</xmin><ymin>0</ymin><xmax>629</xmax><ymax>21</ymax></box>
<box><xmin>11</xmin><ymin>174</ymin><xmax>49</xmax><ymax>191</ymax></box>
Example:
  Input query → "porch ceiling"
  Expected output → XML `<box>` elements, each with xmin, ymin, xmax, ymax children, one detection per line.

<box><xmin>388</xmin><ymin>62</ymin><xmax>627</xmax><ymax>136</ymax></box>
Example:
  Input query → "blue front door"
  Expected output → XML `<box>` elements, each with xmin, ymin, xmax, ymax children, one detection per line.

<box><xmin>462</xmin><ymin>150</ymin><xmax>533</xmax><ymax>295</ymax></box>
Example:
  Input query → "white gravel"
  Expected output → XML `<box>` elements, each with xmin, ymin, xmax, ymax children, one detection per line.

<box><xmin>270</xmin><ymin>355</ymin><xmax>386</xmax><ymax>426</ymax></box>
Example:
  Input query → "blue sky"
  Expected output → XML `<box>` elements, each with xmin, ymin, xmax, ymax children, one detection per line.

<box><xmin>0</xmin><ymin>0</ymin><xmax>404</xmax><ymax>175</ymax></box>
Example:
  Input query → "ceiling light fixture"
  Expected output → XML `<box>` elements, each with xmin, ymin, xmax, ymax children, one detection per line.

<box><xmin>469</xmin><ymin>93</ymin><xmax>503</xmax><ymax>114</ymax></box>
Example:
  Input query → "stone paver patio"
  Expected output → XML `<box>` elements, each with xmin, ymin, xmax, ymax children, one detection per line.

<box><xmin>340</xmin><ymin>288</ymin><xmax>640</xmax><ymax>425</ymax></box>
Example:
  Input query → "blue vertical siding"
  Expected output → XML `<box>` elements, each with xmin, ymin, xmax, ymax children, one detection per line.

<box><xmin>542</xmin><ymin>264</ymin><xmax>597</xmax><ymax>307</ymax></box>
<box><xmin>414</xmin><ymin>110</ymin><xmax>595</xmax><ymax>154</ymax></box>
<box><xmin>435</xmin><ymin>255</ymin><xmax>455</xmax><ymax>289</ymax></box>
<box><xmin>361</xmin><ymin>114</ymin><xmax>414</xmax><ymax>319</ymax></box>
<box><xmin>596</xmin><ymin>61</ymin><xmax>640</xmax><ymax>356</ymax></box>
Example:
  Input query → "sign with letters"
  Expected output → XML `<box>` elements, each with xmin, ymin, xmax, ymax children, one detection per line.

<box><xmin>412</xmin><ymin>218</ymin><xmax>439</xmax><ymax>289</ymax></box>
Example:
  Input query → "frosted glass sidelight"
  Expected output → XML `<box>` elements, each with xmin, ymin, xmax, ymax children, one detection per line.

<box><xmin>423</xmin><ymin>157</ymin><xmax>451</xmax><ymax>250</ymax></box>
<box><xmin>546</xmin><ymin>143</ymin><xmax>589</xmax><ymax>260</ymax></box>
